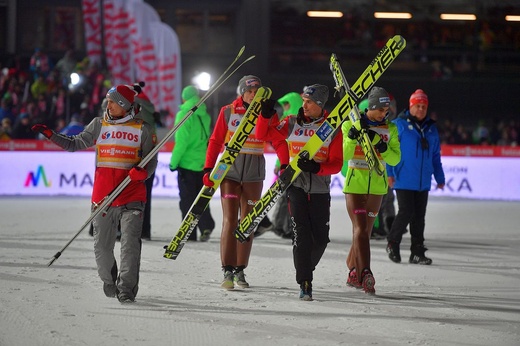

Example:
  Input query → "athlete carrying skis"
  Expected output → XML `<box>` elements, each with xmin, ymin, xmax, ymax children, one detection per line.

<box><xmin>202</xmin><ymin>75</ymin><xmax>289</xmax><ymax>290</ymax></box>
<box><xmin>32</xmin><ymin>83</ymin><xmax>157</xmax><ymax>303</ymax></box>
<box><xmin>256</xmin><ymin>84</ymin><xmax>343</xmax><ymax>301</ymax></box>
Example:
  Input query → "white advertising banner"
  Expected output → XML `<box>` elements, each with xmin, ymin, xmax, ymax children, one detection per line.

<box><xmin>1</xmin><ymin>152</ymin><xmax>519</xmax><ymax>200</ymax></box>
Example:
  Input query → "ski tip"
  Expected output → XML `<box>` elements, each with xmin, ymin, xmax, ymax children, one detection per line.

<box><xmin>244</xmin><ymin>55</ymin><xmax>256</xmax><ymax>63</ymax></box>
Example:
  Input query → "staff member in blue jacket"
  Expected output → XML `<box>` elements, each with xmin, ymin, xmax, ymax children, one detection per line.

<box><xmin>386</xmin><ymin>89</ymin><xmax>445</xmax><ymax>265</ymax></box>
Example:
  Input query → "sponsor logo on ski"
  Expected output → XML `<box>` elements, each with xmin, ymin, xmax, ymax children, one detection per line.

<box><xmin>316</xmin><ymin>123</ymin><xmax>333</xmax><ymax>141</ymax></box>
<box><xmin>213</xmin><ymin>163</ymin><xmax>228</xmax><ymax>180</ymax></box>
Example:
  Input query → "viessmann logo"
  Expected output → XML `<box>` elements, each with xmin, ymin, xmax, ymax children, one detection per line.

<box><xmin>99</xmin><ymin>148</ymin><xmax>136</xmax><ymax>156</ymax></box>
<box><xmin>24</xmin><ymin>165</ymin><xmax>51</xmax><ymax>187</ymax></box>
<box><xmin>101</xmin><ymin>130</ymin><xmax>139</xmax><ymax>142</ymax></box>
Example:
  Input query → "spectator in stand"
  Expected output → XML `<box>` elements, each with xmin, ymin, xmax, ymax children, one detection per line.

<box><xmin>59</xmin><ymin>113</ymin><xmax>84</xmax><ymax>136</ymax></box>
<box><xmin>50</xmin><ymin>87</ymin><xmax>67</xmax><ymax>121</ymax></box>
<box><xmin>0</xmin><ymin>118</ymin><xmax>12</xmax><ymax>140</ymax></box>
<box><xmin>54</xmin><ymin>49</ymin><xmax>77</xmax><ymax>88</ymax></box>
<box><xmin>0</xmin><ymin>97</ymin><xmax>15</xmax><ymax>123</ymax></box>
<box><xmin>386</xmin><ymin>89</ymin><xmax>445</xmax><ymax>266</ymax></box>
<box><xmin>30</xmin><ymin>74</ymin><xmax>49</xmax><ymax>100</ymax></box>
<box><xmin>472</xmin><ymin>120</ymin><xmax>490</xmax><ymax>144</ymax></box>
<box><xmin>29</xmin><ymin>48</ymin><xmax>52</xmax><ymax>79</ymax></box>
<box><xmin>11</xmin><ymin>113</ymin><xmax>36</xmax><ymax>139</ymax></box>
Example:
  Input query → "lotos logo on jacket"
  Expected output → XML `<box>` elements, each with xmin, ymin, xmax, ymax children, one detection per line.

<box><xmin>101</xmin><ymin>130</ymin><xmax>139</xmax><ymax>142</ymax></box>
<box><xmin>293</xmin><ymin>128</ymin><xmax>315</xmax><ymax>137</ymax></box>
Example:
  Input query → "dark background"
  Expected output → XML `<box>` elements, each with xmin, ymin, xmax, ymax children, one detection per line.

<box><xmin>1</xmin><ymin>0</ymin><xmax>519</xmax><ymax>126</ymax></box>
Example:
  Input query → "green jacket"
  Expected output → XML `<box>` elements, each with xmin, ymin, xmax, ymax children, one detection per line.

<box><xmin>341</xmin><ymin>119</ymin><xmax>400</xmax><ymax>195</ymax></box>
<box><xmin>169</xmin><ymin>94</ymin><xmax>211</xmax><ymax>172</ymax></box>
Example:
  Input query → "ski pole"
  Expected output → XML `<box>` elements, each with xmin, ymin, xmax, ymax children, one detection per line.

<box><xmin>47</xmin><ymin>47</ymin><xmax>255</xmax><ymax>266</ymax></box>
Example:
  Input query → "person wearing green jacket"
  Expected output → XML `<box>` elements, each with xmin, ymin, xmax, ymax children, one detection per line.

<box><xmin>170</xmin><ymin>85</ymin><xmax>215</xmax><ymax>241</ymax></box>
<box><xmin>341</xmin><ymin>87</ymin><xmax>401</xmax><ymax>295</ymax></box>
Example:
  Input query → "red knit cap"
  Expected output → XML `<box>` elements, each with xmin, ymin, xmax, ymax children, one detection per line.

<box><xmin>409</xmin><ymin>89</ymin><xmax>428</xmax><ymax>108</ymax></box>
<box><xmin>107</xmin><ymin>85</ymin><xmax>137</xmax><ymax>110</ymax></box>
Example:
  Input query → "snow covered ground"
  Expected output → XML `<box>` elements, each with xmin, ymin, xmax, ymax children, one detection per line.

<box><xmin>1</xmin><ymin>195</ymin><xmax>519</xmax><ymax>346</ymax></box>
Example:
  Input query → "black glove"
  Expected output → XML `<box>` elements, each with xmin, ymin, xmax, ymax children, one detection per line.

<box><xmin>347</xmin><ymin>126</ymin><xmax>361</xmax><ymax>141</ymax></box>
<box><xmin>260</xmin><ymin>99</ymin><xmax>276</xmax><ymax>118</ymax></box>
<box><xmin>367</xmin><ymin>130</ymin><xmax>387</xmax><ymax>153</ymax></box>
<box><xmin>347</xmin><ymin>117</ymin><xmax>368</xmax><ymax>140</ymax></box>
<box><xmin>374</xmin><ymin>140</ymin><xmax>387</xmax><ymax>153</ymax></box>
<box><xmin>297</xmin><ymin>157</ymin><xmax>320</xmax><ymax>174</ymax></box>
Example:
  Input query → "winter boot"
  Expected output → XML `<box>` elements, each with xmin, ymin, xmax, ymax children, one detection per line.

<box><xmin>299</xmin><ymin>281</ymin><xmax>313</xmax><ymax>301</ymax></box>
<box><xmin>409</xmin><ymin>244</ymin><xmax>432</xmax><ymax>265</ymax></box>
<box><xmin>386</xmin><ymin>241</ymin><xmax>401</xmax><ymax>263</ymax></box>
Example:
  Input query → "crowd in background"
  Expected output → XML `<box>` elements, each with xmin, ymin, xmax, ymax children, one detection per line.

<box><xmin>0</xmin><ymin>48</ymin><xmax>112</xmax><ymax>140</ymax></box>
<box><xmin>0</xmin><ymin>48</ymin><xmax>518</xmax><ymax>147</ymax></box>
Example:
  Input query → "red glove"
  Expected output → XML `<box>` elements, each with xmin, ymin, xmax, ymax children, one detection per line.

<box><xmin>202</xmin><ymin>168</ymin><xmax>214</xmax><ymax>187</ymax></box>
<box><xmin>129</xmin><ymin>167</ymin><xmax>148</xmax><ymax>181</ymax></box>
<box><xmin>31</xmin><ymin>124</ymin><xmax>53</xmax><ymax>139</ymax></box>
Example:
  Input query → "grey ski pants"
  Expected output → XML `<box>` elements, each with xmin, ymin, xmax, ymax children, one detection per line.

<box><xmin>92</xmin><ymin>201</ymin><xmax>144</xmax><ymax>298</ymax></box>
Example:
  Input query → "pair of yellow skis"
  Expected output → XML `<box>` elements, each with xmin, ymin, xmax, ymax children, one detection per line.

<box><xmin>164</xmin><ymin>35</ymin><xmax>407</xmax><ymax>254</ymax></box>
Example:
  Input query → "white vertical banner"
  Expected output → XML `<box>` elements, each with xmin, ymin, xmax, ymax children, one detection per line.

<box><xmin>82</xmin><ymin>0</ymin><xmax>182</xmax><ymax>120</ymax></box>
<box><xmin>126</xmin><ymin>0</ymin><xmax>160</xmax><ymax>107</ymax></box>
<box><xmin>103</xmin><ymin>0</ymin><xmax>134</xmax><ymax>85</ymax></box>
<box><xmin>81</xmin><ymin>0</ymin><xmax>102</xmax><ymax>67</ymax></box>
<box><xmin>150</xmin><ymin>22</ymin><xmax>182</xmax><ymax>127</ymax></box>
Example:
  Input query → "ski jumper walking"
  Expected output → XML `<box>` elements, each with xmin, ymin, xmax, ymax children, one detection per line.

<box><xmin>202</xmin><ymin>75</ymin><xmax>289</xmax><ymax>290</ymax></box>
<box><xmin>256</xmin><ymin>84</ymin><xmax>343</xmax><ymax>301</ymax></box>
<box><xmin>341</xmin><ymin>87</ymin><xmax>400</xmax><ymax>294</ymax></box>
<box><xmin>32</xmin><ymin>83</ymin><xmax>158</xmax><ymax>303</ymax></box>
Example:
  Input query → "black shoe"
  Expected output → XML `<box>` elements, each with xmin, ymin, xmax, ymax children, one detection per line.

<box><xmin>103</xmin><ymin>283</ymin><xmax>118</xmax><ymax>298</ymax></box>
<box><xmin>386</xmin><ymin>242</ymin><xmax>401</xmax><ymax>263</ymax></box>
<box><xmin>409</xmin><ymin>245</ymin><xmax>432</xmax><ymax>265</ymax></box>
<box><xmin>299</xmin><ymin>281</ymin><xmax>313</xmax><ymax>301</ymax></box>
<box><xmin>117</xmin><ymin>292</ymin><xmax>135</xmax><ymax>303</ymax></box>
<box><xmin>409</xmin><ymin>254</ymin><xmax>433</xmax><ymax>265</ymax></box>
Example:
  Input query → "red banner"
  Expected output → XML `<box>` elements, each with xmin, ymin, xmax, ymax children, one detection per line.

<box><xmin>2</xmin><ymin>141</ymin><xmax>520</xmax><ymax>157</ymax></box>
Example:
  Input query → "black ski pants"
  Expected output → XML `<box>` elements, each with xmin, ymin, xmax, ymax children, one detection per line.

<box><xmin>387</xmin><ymin>189</ymin><xmax>429</xmax><ymax>249</ymax></box>
<box><xmin>287</xmin><ymin>186</ymin><xmax>331</xmax><ymax>285</ymax></box>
